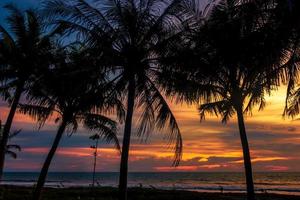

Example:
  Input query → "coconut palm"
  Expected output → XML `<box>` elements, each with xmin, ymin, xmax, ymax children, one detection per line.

<box><xmin>0</xmin><ymin>4</ymin><xmax>53</xmax><ymax>179</ymax></box>
<box><xmin>43</xmin><ymin>1</ymin><xmax>195</xmax><ymax>199</ymax></box>
<box><xmin>161</xmin><ymin>1</ymin><xmax>287</xmax><ymax>200</ymax></box>
<box><xmin>19</xmin><ymin>47</ymin><xmax>121</xmax><ymax>200</ymax></box>
<box><xmin>192</xmin><ymin>2</ymin><xmax>300</xmax><ymax>199</ymax></box>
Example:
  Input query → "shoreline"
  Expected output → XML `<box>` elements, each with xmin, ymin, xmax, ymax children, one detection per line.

<box><xmin>1</xmin><ymin>185</ymin><xmax>300</xmax><ymax>200</ymax></box>
<box><xmin>2</xmin><ymin>182</ymin><xmax>300</xmax><ymax>196</ymax></box>
<box><xmin>3</xmin><ymin>172</ymin><xmax>300</xmax><ymax>196</ymax></box>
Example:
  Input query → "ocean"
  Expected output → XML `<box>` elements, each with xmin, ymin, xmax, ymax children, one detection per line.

<box><xmin>2</xmin><ymin>172</ymin><xmax>300</xmax><ymax>195</ymax></box>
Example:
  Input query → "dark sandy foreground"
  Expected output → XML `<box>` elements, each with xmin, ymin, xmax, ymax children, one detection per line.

<box><xmin>0</xmin><ymin>186</ymin><xmax>299</xmax><ymax>200</ymax></box>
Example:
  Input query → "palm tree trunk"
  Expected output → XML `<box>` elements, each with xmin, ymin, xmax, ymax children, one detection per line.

<box><xmin>32</xmin><ymin>119</ymin><xmax>67</xmax><ymax>200</ymax></box>
<box><xmin>236</xmin><ymin>105</ymin><xmax>255</xmax><ymax>200</ymax></box>
<box><xmin>0</xmin><ymin>85</ymin><xmax>23</xmax><ymax>180</ymax></box>
<box><xmin>119</xmin><ymin>79</ymin><xmax>135</xmax><ymax>200</ymax></box>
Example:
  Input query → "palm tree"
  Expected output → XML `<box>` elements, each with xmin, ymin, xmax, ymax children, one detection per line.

<box><xmin>0</xmin><ymin>121</ymin><xmax>21</xmax><ymax>159</ymax></box>
<box><xmin>0</xmin><ymin>4</ymin><xmax>53</xmax><ymax>179</ymax></box>
<box><xmin>281</xmin><ymin>0</ymin><xmax>300</xmax><ymax>118</ymax></box>
<box><xmin>161</xmin><ymin>1</ymin><xmax>287</xmax><ymax>200</ymax></box>
<box><xmin>19</xmin><ymin>47</ymin><xmax>121</xmax><ymax>200</ymax></box>
<box><xmin>43</xmin><ymin>1</ymin><xmax>195</xmax><ymax>199</ymax></box>
<box><xmin>271</xmin><ymin>0</ymin><xmax>300</xmax><ymax>110</ymax></box>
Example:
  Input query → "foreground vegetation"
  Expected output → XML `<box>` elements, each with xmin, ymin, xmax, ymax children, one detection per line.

<box><xmin>0</xmin><ymin>186</ymin><xmax>299</xmax><ymax>200</ymax></box>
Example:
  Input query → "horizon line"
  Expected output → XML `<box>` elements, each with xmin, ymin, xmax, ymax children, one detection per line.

<box><xmin>4</xmin><ymin>171</ymin><xmax>300</xmax><ymax>173</ymax></box>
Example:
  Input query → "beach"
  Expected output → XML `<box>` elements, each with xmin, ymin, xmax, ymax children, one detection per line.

<box><xmin>2</xmin><ymin>172</ymin><xmax>300</xmax><ymax>199</ymax></box>
<box><xmin>1</xmin><ymin>186</ymin><xmax>300</xmax><ymax>200</ymax></box>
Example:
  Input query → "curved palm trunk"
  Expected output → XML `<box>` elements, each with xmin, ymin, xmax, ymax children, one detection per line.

<box><xmin>236</xmin><ymin>105</ymin><xmax>255</xmax><ymax>200</ymax></box>
<box><xmin>119</xmin><ymin>79</ymin><xmax>135</xmax><ymax>200</ymax></box>
<box><xmin>0</xmin><ymin>85</ymin><xmax>23</xmax><ymax>180</ymax></box>
<box><xmin>32</xmin><ymin>120</ymin><xmax>67</xmax><ymax>200</ymax></box>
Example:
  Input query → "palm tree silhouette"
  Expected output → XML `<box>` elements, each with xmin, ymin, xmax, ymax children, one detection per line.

<box><xmin>0</xmin><ymin>4</ymin><xmax>53</xmax><ymax>179</ymax></box>
<box><xmin>283</xmin><ymin>0</ymin><xmax>300</xmax><ymax>117</ymax></box>
<box><xmin>271</xmin><ymin>0</ymin><xmax>300</xmax><ymax>110</ymax></box>
<box><xmin>163</xmin><ymin>1</ymin><xmax>285</xmax><ymax>200</ymax></box>
<box><xmin>19</xmin><ymin>46</ymin><xmax>121</xmax><ymax>200</ymax></box>
<box><xmin>43</xmin><ymin>1</ymin><xmax>195</xmax><ymax>199</ymax></box>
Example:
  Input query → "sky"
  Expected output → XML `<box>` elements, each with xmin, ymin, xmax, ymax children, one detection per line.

<box><xmin>1</xmin><ymin>1</ymin><xmax>300</xmax><ymax>173</ymax></box>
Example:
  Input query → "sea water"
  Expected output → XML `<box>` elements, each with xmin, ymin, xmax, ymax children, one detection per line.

<box><xmin>2</xmin><ymin>172</ymin><xmax>300</xmax><ymax>195</ymax></box>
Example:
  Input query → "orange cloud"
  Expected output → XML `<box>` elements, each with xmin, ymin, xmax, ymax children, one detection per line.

<box><xmin>231</xmin><ymin>157</ymin><xmax>290</xmax><ymax>164</ymax></box>
<box><xmin>155</xmin><ymin>165</ymin><xmax>199</xmax><ymax>171</ymax></box>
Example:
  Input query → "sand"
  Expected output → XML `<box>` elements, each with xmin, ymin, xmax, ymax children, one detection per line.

<box><xmin>0</xmin><ymin>186</ymin><xmax>299</xmax><ymax>200</ymax></box>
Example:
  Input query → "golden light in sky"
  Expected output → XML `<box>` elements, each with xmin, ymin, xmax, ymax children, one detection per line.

<box><xmin>2</xmin><ymin>86</ymin><xmax>300</xmax><ymax>172</ymax></box>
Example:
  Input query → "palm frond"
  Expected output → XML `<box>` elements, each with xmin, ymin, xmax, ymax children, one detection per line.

<box><xmin>4</xmin><ymin>3</ymin><xmax>26</xmax><ymax>44</ymax></box>
<box><xmin>18</xmin><ymin>104</ymin><xmax>54</xmax><ymax>128</ymax></box>
<box><xmin>244</xmin><ymin>83</ymin><xmax>267</xmax><ymax>115</ymax></box>
<box><xmin>0</xmin><ymin>25</ymin><xmax>15</xmax><ymax>50</ymax></box>
<box><xmin>26</xmin><ymin>9</ymin><xmax>41</xmax><ymax>42</ymax></box>
<box><xmin>5</xmin><ymin>150</ymin><xmax>17</xmax><ymax>159</ymax></box>
<box><xmin>285</xmin><ymin>87</ymin><xmax>300</xmax><ymax>118</ymax></box>
<box><xmin>136</xmin><ymin>81</ymin><xmax>155</xmax><ymax>140</ymax></box>
<box><xmin>145</xmin><ymin>78</ymin><xmax>182</xmax><ymax>166</ymax></box>
<box><xmin>8</xmin><ymin>129</ymin><xmax>21</xmax><ymax>139</ymax></box>
<box><xmin>0</xmin><ymin>85</ymin><xmax>12</xmax><ymax>102</ymax></box>
<box><xmin>282</xmin><ymin>48</ymin><xmax>300</xmax><ymax>115</ymax></box>
<box><xmin>139</xmin><ymin>0</ymin><xmax>193</xmax><ymax>46</ymax></box>
<box><xmin>74</xmin><ymin>0</ymin><xmax>115</xmax><ymax>33</ymax></box>
<box><xmin>83</xmin><ymin>113</ymin><xmax>120</xmax><ymax>151</ymax></box>
<box><xmin>6</xmin><ymin>144</ymin><xmax>21</xmax><ymax>152</ymax></box>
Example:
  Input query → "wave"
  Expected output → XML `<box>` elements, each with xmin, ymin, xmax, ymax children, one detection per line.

<box><xmin>2</xmin><ymin>172</ymin><xmax>300</xmax><ymax>195</ymax></box>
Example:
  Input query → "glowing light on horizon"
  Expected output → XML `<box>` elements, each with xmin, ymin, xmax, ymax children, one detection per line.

<box><xmin>2</xmin><ymin>86</ymin><xmax>300</xmax><ymax>171</ymax></box>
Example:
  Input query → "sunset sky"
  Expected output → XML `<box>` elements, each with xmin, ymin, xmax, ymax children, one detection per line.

<box><xmin>1</xmin><ymin>0</ymin><xmax>300</xmax><ymax>173</ymax></box>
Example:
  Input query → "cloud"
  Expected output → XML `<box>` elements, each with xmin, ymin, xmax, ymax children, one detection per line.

<box><xmin>1</xmin><ymin>79</ymin><xmax>300</xmax><ymax>172</ymax></box>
